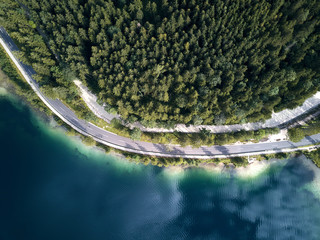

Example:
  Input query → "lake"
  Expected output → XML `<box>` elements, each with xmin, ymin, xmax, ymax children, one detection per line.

<box><xmin>1</xmin><ymin>90</ymin><xmax>320</xmax><ymax>240</ymax></box>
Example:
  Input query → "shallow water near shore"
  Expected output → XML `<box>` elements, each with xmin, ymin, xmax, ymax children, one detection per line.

<box><xmin>1</xmin><ymin>92</ymin><xmax>320</xmax><ymax>240</ymax></box>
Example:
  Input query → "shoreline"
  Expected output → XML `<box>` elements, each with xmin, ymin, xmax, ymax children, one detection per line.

<box><xmin>0</xmin><ymin>79</ymin><xmax>133</xmax><ymax>162</ymax></box>
<box><xmin>1</xmin><ymin>69</ymin><xmax>320</xmax><ymax>170</ymax></box>
<box><xmin>0</xmin><ymin>71</ymin><xmax>51</xmax><ymax>123</ymax></box>
<box><xmin>165</xmin><ymin>157</ymin><xmax>292</xmax><ymax>178</ymax></box>
<box><xmin>0</xmin><ymin>82</ymin><xmax>318</xmax><ymax>175</ymax></box>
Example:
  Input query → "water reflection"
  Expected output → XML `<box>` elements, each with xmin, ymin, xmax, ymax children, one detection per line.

<box><xmin>1</xmin><ymin>96</ymin><xmax>320</xmax><ymax>240</ymax></box>
<box><xmin>169</xmin><ymin>158</ymin><xmax>320</xmax><ymax>240</ymax></box>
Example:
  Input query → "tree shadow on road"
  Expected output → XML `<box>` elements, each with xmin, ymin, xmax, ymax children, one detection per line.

<box><xmin>215</xmin><ymin>145</ymin><xmax>230</xmax><ymax>155</ymax></box>
<box><xmin>305</xmin><ymin>136</ymin><xmax>316</xmax><ymax>144</ymax></box>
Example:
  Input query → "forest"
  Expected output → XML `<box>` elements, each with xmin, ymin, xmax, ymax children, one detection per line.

<box><xmin>0</xmin><ymin>0</ymin><xmax>319</xmax><ymax>126</ymax></box>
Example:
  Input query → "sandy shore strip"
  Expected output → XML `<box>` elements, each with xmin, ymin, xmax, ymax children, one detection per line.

<box><xmin>163</xmin><ymin>158</ymin><xmax>289</xmax><ymax>178</ymax></box>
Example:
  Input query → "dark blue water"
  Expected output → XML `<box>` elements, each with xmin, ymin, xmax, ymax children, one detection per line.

<box><xmin>1</xmin><ymin>92</ymin><xmax>320</xmax><ymax>240</ymax></box>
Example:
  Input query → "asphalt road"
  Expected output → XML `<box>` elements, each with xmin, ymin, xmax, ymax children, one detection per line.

<box><xmin>1</xmin><ymin>26</ymin><xmax>320</xmax><ymax>159</ymax></box>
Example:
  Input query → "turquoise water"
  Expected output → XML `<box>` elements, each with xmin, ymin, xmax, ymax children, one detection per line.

<box><xmin>1</xmin><ymin>92</ymin><xmax>320</xmax><ymax>240</ymax></box>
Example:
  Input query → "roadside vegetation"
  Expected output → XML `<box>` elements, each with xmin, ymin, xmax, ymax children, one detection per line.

<box><xmin>0</xmin><ymin>45</ymin><xmax>50</xmax><ymax>113</ymax></box>
<box><xmin>288</xmin><ymin>113</ymin><xmax>320</xmax><ymax>142</ymax></box>
<box><xmin>121</xmin><ymin>151</ymin><xmax>307</xmax><ymax>168</ymax></box>
<box><xmin>109</xmin><ymin>116</ymin><xmax>280</xmax><ymax>146</ymax></box>
<box><xmin>56</xmin><ymin>115</ymin><xmax>292</xmax><ymax>168</ymax></box>
<box><xmin>88</xmin><ymin>145</ymin><xmax>294</xmax><ymax>168</ymax></box>
<box><xmin>18</xmin><ymin>116</ymin><xmax>317</xmax><ymax>169</ymax></box>
<box><xmin>304</xmin><ymin>148</ymin><xmax>320</xmax><ymax>167</ymax></box>
<box><xmin>142</xmin><ymin>127</ymin><xmax>279</xmax><ymax>147</ymax></box>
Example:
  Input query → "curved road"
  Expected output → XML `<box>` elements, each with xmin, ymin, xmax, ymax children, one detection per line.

<box><xmin>1</xmin><ymin>27</ymin><xmax>319</xmax><ymax>159</ymax></box>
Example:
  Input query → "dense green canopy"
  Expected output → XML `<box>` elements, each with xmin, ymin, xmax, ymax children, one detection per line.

<box><xmin>1</xmin><ymin>0</ymin><xmax>320</xmax><ymax>126</ymax></box>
